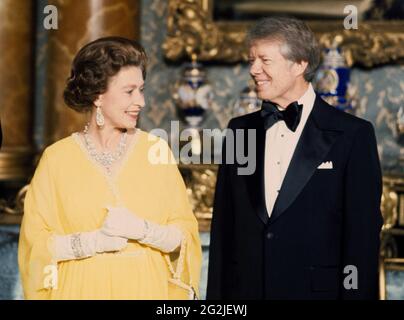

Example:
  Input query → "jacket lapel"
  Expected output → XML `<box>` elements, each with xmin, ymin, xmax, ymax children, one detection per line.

<box><xmin>244</xmin><ymin>114</ymin><xmax>270</xmax><ymax>225</ymax></box>
<box><xmin>268</xmin><ymin>97</ymin><xmax>343</xmax><ymax>224</ymax></box>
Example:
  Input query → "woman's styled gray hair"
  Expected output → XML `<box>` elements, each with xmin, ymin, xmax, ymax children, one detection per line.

<box><xmin>247</xmin><ymin>16</ymin><xmax>320</xmax><ymax>82</ymax></box>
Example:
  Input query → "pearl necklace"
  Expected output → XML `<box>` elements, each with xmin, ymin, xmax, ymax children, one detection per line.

<box><xmin>83</xmin><ymin>124</ymin><xmax>127</xmax><ymax>172</ymax></box>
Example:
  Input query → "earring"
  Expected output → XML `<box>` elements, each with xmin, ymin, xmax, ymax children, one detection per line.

<box><xmin>96</xmin><ymin>106</ymin><xmax>105</xmax><ymax>127</ymax></box>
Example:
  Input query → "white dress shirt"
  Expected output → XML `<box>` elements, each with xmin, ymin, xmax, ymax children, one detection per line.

<box><xmin>264</xmin><ymin>83</ymin><xmax>316</xmax><ymax>217</ymax></box>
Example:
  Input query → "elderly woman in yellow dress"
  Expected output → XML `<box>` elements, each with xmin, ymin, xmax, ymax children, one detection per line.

<box><xmin>18</xmin><ymin>37</ymin><xmax>202</xmax><ymax>299</ymax></box>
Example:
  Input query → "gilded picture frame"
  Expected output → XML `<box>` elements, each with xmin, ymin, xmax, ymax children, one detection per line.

<box><xmin>163</xmin><ymin>0</ymin><xmax>404</xmax><ymax>67</ymax></box>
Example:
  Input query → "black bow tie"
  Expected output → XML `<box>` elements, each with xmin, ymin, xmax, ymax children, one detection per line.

<box><xmin>260</xmin><ymin>100</ymin><xmax>303</xmax><ymax>132</ymax></box>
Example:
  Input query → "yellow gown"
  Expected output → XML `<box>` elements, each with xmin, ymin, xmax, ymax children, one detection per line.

<box><xmin>18</xmin><ymin>130</ymin><xmax>202</xmax><ymax>300</ymax></box>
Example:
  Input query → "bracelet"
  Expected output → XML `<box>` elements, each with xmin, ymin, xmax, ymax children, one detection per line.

<box><xmin>71</xmin><ymin>233</ymin><xmax>85</xmax><ymax>258</ymax></box>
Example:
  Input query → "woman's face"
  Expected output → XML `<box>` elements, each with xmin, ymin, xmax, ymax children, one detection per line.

<box><xmin>95</xmin><ymin>66</ymin><xmax>145</xmax><ymax>130</ymax></box>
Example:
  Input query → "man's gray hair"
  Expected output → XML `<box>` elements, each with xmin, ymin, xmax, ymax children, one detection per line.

<box><xmin>247</xmin><ymin>16</ymin><xmax>320</xmax><ymax>82</ymax></box>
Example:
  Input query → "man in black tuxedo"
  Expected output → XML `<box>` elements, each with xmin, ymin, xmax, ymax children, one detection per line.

<box><xmin>207</xmin><ymin>17</ymin><xmax>383</xmax><ymax>300</ymax></box>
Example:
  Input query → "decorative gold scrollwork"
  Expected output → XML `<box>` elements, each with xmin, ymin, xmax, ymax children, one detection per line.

<box><xmin>164</xmin><ymin>0</ymin><xmax>404</xmax><ymax>67</ymax></box>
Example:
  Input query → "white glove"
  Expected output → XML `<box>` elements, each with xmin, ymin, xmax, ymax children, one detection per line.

<box><xmin>53</xmin><ymin>230</ymin><xmax>128</xmax><ymax>262</ymax></box>
<box><xmin>101</xmin><ymin>207</ymin><xmax>147</xmax><ymax>240</ymax></box>
<box><xmin>101</xmin><ymin>207</ymin><xmax>183</xmax><ymax>253</ymax></box>
<box><xmin>138</xmin><ymin>222</ymin><xmax>183</xmax><ymax>253</ymax></box>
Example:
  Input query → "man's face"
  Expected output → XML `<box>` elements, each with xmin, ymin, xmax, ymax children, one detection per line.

<box><xmin>249</xmin><ymin>40</ymin><xmax>299</xmax><ymax>107</ymax></box>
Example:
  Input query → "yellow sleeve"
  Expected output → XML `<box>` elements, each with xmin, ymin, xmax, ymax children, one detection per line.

<box><xmin>18</xmin><ymin>150</ymin><xmax>60</xmax><ymax>299</ymax></box>
<box><xmin>163</xmin><ymin>146</ymin><xmax>202</xmax><ymax>299</ymax></box>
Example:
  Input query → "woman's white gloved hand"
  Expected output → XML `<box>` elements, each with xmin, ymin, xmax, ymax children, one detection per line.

<box><xmin>93</xmin><ymin>230</ymin><xmax>128</xmax><ymax>253</ymax></box>
<box><xmin>53</xmin><ymin>230</ymin><xmax>128</xmax><ymax>262</ymax></box>
<box><xmin>101</xmin><ymin>207</ymin><xmax>147</xmax><ymax>240</ymax></box>
<box><xmin>102</xmin><ymin>206</ymin><xmax>183</xmax><ymax>253</ymax></box>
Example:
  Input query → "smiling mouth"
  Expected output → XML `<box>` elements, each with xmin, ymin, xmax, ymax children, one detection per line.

<box><xmin>255</xmin><ymin>80</ymin><xmax>271</xmax><ymax>89</ymax></box>
<box><xmin>125</xmin><ymin>111</ymin><xmax>139</xmax><ymax>118</ymax></box>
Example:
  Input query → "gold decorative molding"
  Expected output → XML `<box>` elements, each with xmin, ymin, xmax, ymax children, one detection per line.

<box><xmin>163</xmin><ymin>0</ymin><xmax>404</xmax><ymax>67</ymax></box>
<box><xmin>382</xmin><ymin>175</ymin><xmax>404</xmax><ymax>229</ymax></box>
<box><xmin>318</xmin><ymin>22</ymin><xmax>404</xmax><ymax>67</ymax></box>
<box><xmin>163</xmin><ymin>0</ymin><xmax>248</xmax><ymax>62</ymax></box>
<box><xmin>381</xmin><ymin>177</ymin><xmax>399</xmax><ymax>230</ymax></box>
<box><xmin>179</xmin><ymin>163</ymin><xmax>217</xmax><ymax>232</ymax></box>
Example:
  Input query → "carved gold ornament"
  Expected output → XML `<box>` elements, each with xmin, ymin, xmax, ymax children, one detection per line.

<box><xmin>164</xmin><ymin>0</ymin><xmax>404</xmax><ymax>67</ymax></box>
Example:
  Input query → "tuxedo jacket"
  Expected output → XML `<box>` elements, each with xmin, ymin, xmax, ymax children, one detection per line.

<box><xmin>206</xmin><ymin>95</ymin><xmax>383</xmax><ymax>300</ymax></box>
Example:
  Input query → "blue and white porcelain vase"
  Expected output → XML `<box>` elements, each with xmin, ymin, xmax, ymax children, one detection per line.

<box><xmin>314</xmin><ymin>45</ymin><xmax>353</xmax><ymax>113</ymax></box>
<box><xmin>173</xmin><ymin>60</ymin><xmax>213</xmax><ymax>128</ymax></box>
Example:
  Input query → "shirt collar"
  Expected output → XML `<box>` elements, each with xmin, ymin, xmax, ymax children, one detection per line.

<box><xmin>296</xmin><ymin>83</ymin><xmax>316</xmax><ymax>132</ymax></box>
